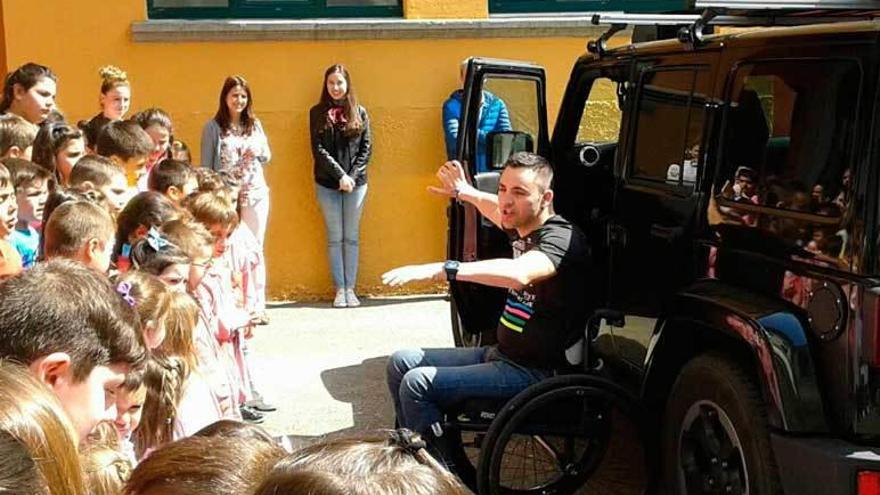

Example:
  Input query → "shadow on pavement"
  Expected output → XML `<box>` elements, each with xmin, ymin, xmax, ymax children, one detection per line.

<box><xmin>269</xmin><ymin>294</ymin><xmax>447</xmax><ymax>310</ymax></box>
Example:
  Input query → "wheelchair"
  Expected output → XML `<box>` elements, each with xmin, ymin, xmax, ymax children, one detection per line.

<box><xmin>440</xmin><ymin>310</ymin><xmax>657</xmax><ymax>495</ymax></box>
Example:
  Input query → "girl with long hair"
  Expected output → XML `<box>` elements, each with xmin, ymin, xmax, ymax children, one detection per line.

<box><xmin>0</xmin><ymin>62</ymin><xmax>57</xmax><ymax>125</ymax></box>
<box><xmin>309</xmin><ymin>64</ymin><xmax>372</xmax><ymax>308</ymax></box>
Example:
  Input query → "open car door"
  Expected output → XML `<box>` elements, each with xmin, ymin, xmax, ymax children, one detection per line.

<box><xmin>448</xmin><ymin>57</ymin><xmax>550</xmax><ymax>347</ymax></box>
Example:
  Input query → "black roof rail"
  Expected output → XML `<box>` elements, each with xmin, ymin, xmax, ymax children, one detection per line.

<box><xmin>587</xmin><ymin>5</ymin><xmax>880</xmax><ymax>56</ymax></box>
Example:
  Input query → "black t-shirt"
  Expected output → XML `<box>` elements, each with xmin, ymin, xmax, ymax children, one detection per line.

<box><xmin>496</xmin><ymin>215</ymin><xmax>591</xmax><ymax>369</ymax></box>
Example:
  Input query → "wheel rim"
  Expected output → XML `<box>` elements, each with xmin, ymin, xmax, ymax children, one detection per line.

<box><xmin>677</xmin><ymin>400</ymin><xmax>748</xmax><ymax>495</ymax></box>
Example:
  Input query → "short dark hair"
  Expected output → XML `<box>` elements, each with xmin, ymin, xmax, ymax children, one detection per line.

<box><xmin>131</xmin><ymin>108</ymin><xmax>173</xmax><ymax>134</ymax></box>
<box><xmin>504</xmin><ymin>151</ymin><xmax>554</xmax><ymax>190</ymax></box>
<box><xmin>44</xmin><ymin>201</ymin><xmax>115</xmax><ymax>259</ymax></box>
<box><xmin>96</xmin><ymin>121</ymin><xmax>153</xmax><ymax>161</ymax></box>
<box><xmin>148</xmin><ymin>159</ymin><xmax>193</xmax><ymax>194</ymax></box>
<box><xmin>0</xmin><ymin>260</ymin><xmax>146</xmax><ymax>382</ymax></box>
<box><xmin>69</xmin><ymin>155</ymin><xmax>124</xmax><ymax>188</ymax></box>
<box><xmin>0</xmin><ymin>158</ymin><xmax>49</xmax><ymax>190</ymax></box>
<box><xmin>113</xmin><ymin>192</ymin><xmax>180</xmax><ymax>260</ymax></box>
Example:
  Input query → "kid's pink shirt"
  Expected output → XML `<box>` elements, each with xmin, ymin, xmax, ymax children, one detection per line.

<box><xmin>192</xmin><ymin>312</ymin><xmax>241</xmax><ymax>419</ymax></box>
<box><xmin>173</xmin><ymin>371</ymin><xmax>224</xmax><ymax>440</ymax></box>
<box><xmin>225</xmin><ymin>224</ymin><xmax>266</xmax><ymax>314</ymax></box>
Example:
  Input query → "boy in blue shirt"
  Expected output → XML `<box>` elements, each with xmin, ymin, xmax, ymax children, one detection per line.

<box><xmin>2</xmin><ymin>158</ymin><xmax>49</xmax><ymax>267</ymax></box>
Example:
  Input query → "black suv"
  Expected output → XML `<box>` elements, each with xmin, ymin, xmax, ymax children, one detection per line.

<box><xmin>447</xmin><ymin>10</ymin><xmax>880</xmax><ymax>495</ymax></box>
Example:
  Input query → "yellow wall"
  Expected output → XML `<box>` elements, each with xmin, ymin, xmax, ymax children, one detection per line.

<box><xmin>404</xmin><ymin>0</ymin><xmax>488</xmax><ymax>19</ymax></box>
<box><xmin>3</xmin><ymin>1</ymin><xmax>596</xmax><ymax>299</ymax></box>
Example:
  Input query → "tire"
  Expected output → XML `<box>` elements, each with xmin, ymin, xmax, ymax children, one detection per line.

<box><xmin>478</xmin><ymin>375</ymin><xmax>653</xmax><ymax>495</ymax></box>
<box><xmin>662</xmin><ymin>353</ymin><xmax>782</xmax><ymax>495</ymax></box>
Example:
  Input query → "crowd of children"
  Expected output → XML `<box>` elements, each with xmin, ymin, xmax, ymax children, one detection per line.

<box><xmin>0</xmin><ymin>61</ymin><xmax>467</xmax><ymax>495</ymax></box>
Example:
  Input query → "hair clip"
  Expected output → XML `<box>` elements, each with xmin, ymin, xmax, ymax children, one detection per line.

<box><xmin>116</xmin><ymin>281</ymin><xmax>136</xmax><ymax>307</ymax></box>
<box><xmin>146</xmin><ymin>227</ymin><xmax>169</xmax><ymax>251</ymax></box>
<box><xmin>389</xmin><ymin>428</ymin><xmax>427</xmax><ymax>456</ymax></box>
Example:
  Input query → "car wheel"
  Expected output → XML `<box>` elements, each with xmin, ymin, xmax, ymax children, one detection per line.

<box><xmin>662</xmin><ymin>353</ymin><xmax>782</xmax><ymax>495</ymax></box>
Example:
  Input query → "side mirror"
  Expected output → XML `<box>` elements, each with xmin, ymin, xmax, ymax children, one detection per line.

<box><xmin>487</xmin><ymin>131</ymin><xmax>534</xmax><ymax>170</ymax></box>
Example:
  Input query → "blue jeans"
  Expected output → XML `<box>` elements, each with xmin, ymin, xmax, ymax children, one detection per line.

<box><xmin>315</xmin><ymin>184</ymin><xmax>368</xmax><ymax>290</ymax></box>
<box><xmin>386</xmin><ymin>346</ymin><xmax>549</xmax><ymax>435</ymax></box>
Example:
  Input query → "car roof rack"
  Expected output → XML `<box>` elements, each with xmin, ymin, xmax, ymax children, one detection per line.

<box><xmin>588</xmin><ymin>1</ymin><xmax>880</xmax><ymax>56</ymax></box>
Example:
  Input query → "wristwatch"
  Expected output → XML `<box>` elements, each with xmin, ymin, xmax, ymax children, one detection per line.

<box><xmin>443</xmin><ymin>260</ymin><xmax>460</xmax><ymax>282</ymax></box>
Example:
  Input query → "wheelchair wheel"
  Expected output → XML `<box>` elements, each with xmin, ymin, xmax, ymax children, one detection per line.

<box><xmin>477</xmin><ymin>375</ymin><xmax>653</xmax><ymax>495</ymax></box>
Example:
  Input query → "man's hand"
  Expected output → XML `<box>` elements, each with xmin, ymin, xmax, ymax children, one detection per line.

<box><xmin>428</xmin><ymin>160</ymin><xmax>474</xmax><ymax>199</ymax></box>
<box><xmin>382</xmin><ymin>262</ymin><xmax>443</xmax><ymax>287</ymax></box>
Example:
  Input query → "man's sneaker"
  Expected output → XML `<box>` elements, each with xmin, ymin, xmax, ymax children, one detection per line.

<box><xmin>240</xmin><ymin>405</ymin><xmax>265</xmax><ymax>423</ymax></box>
<box><xmin>333</xmin><ymin>288</ymin><xmax>347</xmax><ymax>308</ymax></box>
<box><xmin>345</xmin><ymin>288</ymin><xmax>361</xmax><ymax>307</ymax></box>
<box><xmin>246</xmin><ymin>399</ymin><xmax>278</xmax><ymax>413</ymax></box>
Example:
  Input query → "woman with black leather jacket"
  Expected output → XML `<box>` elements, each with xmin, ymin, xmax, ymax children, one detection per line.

<box><xmin>309</xmin><ymin>64</ymin><xmax>372</xmax><ymax>308</ymax></box>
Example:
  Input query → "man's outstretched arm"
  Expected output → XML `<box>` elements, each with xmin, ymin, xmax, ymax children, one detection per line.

<box><xmin>429</xmin><ymin>160</ymin><xmax>502</xmax><ymax>229</ymax></box>
<box><xmin>382</xmin><ymin>250</ymin><xmax>556</xmax><ymax>291</ymax></box>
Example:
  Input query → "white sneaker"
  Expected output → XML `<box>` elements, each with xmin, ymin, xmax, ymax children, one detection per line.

<box><xmin>345</xmin><ymin>289</ymin><xmax>360</xmax><ymax>307</ymax></box>
<box><xmin>333</xmin><ymin>288</ymin><xmax>347</xmax><ymax>308</ymax></box>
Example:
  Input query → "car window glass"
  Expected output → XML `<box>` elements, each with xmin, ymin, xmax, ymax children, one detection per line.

<box><xmin>713</xmin><ymin>60</ymin><xmax>860</xmax><ymax>270</ymax></box>
<box><xmin>630</xmin><ymin>68</ymin><xmax>709</xmax><ymax>188</ymax></box>
<box><xmin>481</xmin><ymin>76</ymin><xmax>540</xmax><ymax>171</ymax></box>
<box><xmin>576</xmin><ymin>77</ymin><xmax>623</xmax><ymax>144</ymax></box>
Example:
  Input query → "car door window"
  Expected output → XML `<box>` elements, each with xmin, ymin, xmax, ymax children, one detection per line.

<box><xmin>576</xmin><ymin>77</ymin><xmax>624</xmax><ymax>145</ymax></box>
<box><xmin>713</xmin><ymin>60</ymin><xmax>860</xmax><ymax>271</ymax></box>
<box><xmin>630</xmin><ymin>68</ymin><xmax>709</xmax><ymax>189</ymax></box>
<box><xmin>480</xmin><ymin>76</ymin><xmax>541</xmax><ymax>172</ymax></box>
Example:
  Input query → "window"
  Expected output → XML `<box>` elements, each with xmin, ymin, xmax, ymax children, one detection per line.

<box><xmin>576</xmin><ymin>77</ymin><xmax>623</xmax><ymax>144</ymax></box>
<box><xmin>713</xmin><ymin>60</ymin><xmax>861</xmax><ymax>269</ymax></box>
<box><xmin>630</xmin><ymin>68</ymin><xmax>709</xmax><ymax>188</ymax></box>
<box><xmin>481</xmin><ymin>76</ymin><xmax>541</xmax><ymax>171</ymax></box>
<box><xmin>148</xmin><ymin>0</ymin><xmax>401</xmax><ymax>19</ymax></box>
<box><xmin>490</xmin><ymin>0</ymin><xmax>686</xmax><ymax>14</ymax></box>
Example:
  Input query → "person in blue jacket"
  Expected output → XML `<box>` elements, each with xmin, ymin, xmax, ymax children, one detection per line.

<box><xmin>442</xmin><ymin>60</ymin><xmax>512</xmax><ymax>173</ymax></box>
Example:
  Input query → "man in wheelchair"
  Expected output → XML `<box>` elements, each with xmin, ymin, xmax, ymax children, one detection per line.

<box><xmin>382</xmin><ymin>151</ymin><xmax>590</xmax><ymax>467</ymax></box>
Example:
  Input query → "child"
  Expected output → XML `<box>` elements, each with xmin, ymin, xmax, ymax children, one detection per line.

<box><xmin>0</xmin><ymin>113</ymin><xmax>38</xmax><ymax>160</ymax></box>
<box><xmin>112</xmin><ymin>270</ymin><xmax>172</xmax><ymax>349</ymax></box>
<box><xmin>0</xmin><ymin>361</ymin><xmax>88</xmax><ymax>495</ymax></box>
<box><xmin>0</xmin><ymin>163</ymin><xmax>18</xmax><ymax>245</ymax></box>
<box><xmin>170</xmin><ymin>140</ymin><xmax>192</xmax><ymax>163</ymax></box>
<box><xmin>253</xmin><ymin>430</ymin><xmax>471</xmax><ymax>495</ymax></box>
<box><xmin>186</xmin><ymin>190</ymin><xmax>273</xmax><ymax>412</ymax></box>
<box><xmin>113</xmin><ymin>191</ymin><xmax>179</xmax><ymax>264</ymax></box>
<box><xmin>147</xmin><ymin>158</ymin><xmax>197</xmax><ymax>206</ymax></box>
<box><xmin>31</xmin><ymin>121</ymin><xmax>86</xmax><ymax>186</ymax></box>
<box><xmin>70</xmin><ymin>155</ymin><xmax>130</xmax><ymax>214</ymax></box>
<box><xmin>83</xmin><ymin>441</ymin><xmax>133</xmax><ymax>495</ymax></box>
<box><xmin>0</xmin><ymin>260</ymin><xmax>147</xmax><ymax>441</ymax></box>
<box><xmin>135</xmin><ymin>293</ymin><xmax>223</xmax><ymax>455</ymax></box>
<box><xmin>129</xmin><ymin>232</ymin><xmax>191</xmax><ymax>293</ymax></box>
<box><xmin>112</xmin><ymin>369</ymin><xmax>146</xmax><ymax>466</ymax></box>
<box><xmin>124</xmin><ymin>436</ymin><xmax>285</xmax><ymax>495</ymax></box>
<box><xmin>43</xmin><ymin>200</ymin><xmax>116</xmax><ymax>273</ymax></box>
<box><xmin>131</xmin><ymin>108</ymin><xmax>173</xmax><ymax>192</ymax></box>
<box><xmin>82</xmin><ymin>65</ymin><xmax>131</xmax><ymax>150</ymax></box>
<box><xmin>95</xmin><ymin>120</ymin><xmax>153</xmax><ymax>190</ymax></box>
<box><xmin>2</xmin><ymin>158</ymin><xmax>49</xmax><ymax>267</ymax></box>
<box><xmin>161</xmin><ymin>218</ymin><xmax>245</xmax><ymax>422</ymax></box>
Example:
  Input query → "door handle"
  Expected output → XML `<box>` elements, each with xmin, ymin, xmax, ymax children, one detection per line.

<box><xmin>608</xmin><ymin>224</ymin><xmax>627</xmax><ymax>246</ymax></box>
<box><xmin>650</xmin><ymin>224</ymin><xmax>683</xmax><ymax>241</ymax></box>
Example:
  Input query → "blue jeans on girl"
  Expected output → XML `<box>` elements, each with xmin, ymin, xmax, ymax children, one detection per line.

<box><xmin>315</xmin><ymin>184</ymin><xmax>368</xmax><ymax>290</ymax></box>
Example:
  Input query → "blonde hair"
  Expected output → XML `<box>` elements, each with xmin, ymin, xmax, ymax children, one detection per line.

<box><xmin>99</xmin><ymin>65</ymin><xmax>129</xmax><ymax>94</ymax></box>
<box><xmin>154</xmin><ymin>290</ymin><xmax>199</xmax><ymax>370</ymax></box>
<box><xmin>112</xmin><ymin>271</ymin><xmax>173</xmax><ymax>347</ymax></box>
<box><xmin>83</xmin><ymin>423</ymin><xmax>133</xmax><ymax>495</ymax></box>
<box><xmin>160</xmin><ymin>218</ymin><xmax>213</xmax><ymax>260</ymax></box>
<box><xmin>132</xmin><ymin>357</ymin><xmax>186</xmax><ymax>459</ymax></box>
<box><xmin>183</xmin><ymin>190</ymin><xmax>238</xmax><ymax>230</ymax></box>
<box><xmin>0</xmin><ymin>361</ymin><xmax>88</xmax><ymax>495</ymax></box>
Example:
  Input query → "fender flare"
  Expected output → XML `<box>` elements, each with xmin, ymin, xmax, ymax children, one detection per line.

<box><xmin>642</xmin><ymin>279</ymin><xmax>827</xmax><ymax>433</ymax></box>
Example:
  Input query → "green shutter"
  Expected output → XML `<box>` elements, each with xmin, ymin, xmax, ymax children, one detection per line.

<box><xmin>490</xmin><ymin>0</ymin><xmax>689</xmax><ymax>14</ymax></box>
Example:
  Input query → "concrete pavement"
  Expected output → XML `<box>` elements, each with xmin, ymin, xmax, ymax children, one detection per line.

<box><xmin>247</xmin><ymin>294</ymin><xmax>453</xmax><ymax>448</ymax></box>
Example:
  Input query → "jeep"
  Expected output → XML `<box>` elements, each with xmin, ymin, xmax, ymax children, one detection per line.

<box><xmin>447</xmin><ymin>5</ymin><xmax>880</xmax><ymax>494</ymax></box>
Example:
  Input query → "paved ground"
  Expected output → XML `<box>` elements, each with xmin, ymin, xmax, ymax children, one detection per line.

<box><xmin>247</xmin><ymin>294</ymin><xmax>453</xmax><ymax>449</ymax></box>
